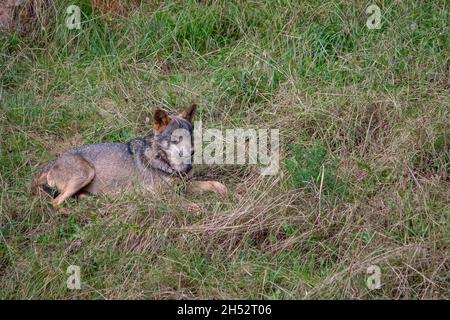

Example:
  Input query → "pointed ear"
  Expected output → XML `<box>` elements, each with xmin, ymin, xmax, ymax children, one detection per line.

<box><xmin>153</xmin><ymin>109</ymin><xmax>171</xmax><ymax>134</ymax></box>
<box><xmin>179</xmin><ymin>104</ymin><xmax>197</xmax><ymax>123</ymax></box>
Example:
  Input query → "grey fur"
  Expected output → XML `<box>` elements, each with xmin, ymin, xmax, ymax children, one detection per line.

<box><xmin>31</xmin><ymin>105</ymin><xmax>228</xmax><ymax>205</ymax></box>
<box><xmin>35</xmin><ymin>114</ymin><xmax>194</xmax><ymax>196</ymax></box>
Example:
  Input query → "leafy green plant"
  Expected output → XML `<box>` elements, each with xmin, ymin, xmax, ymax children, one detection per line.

<box><xmin>285</xmin><ymin>144</ymin><xmax>346</xmax><ymax>196</ymax></box>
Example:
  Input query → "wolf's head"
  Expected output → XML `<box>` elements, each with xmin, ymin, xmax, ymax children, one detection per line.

<box><xmin>151</xmin><ymin>104</ymin><xmax>197</xmax><ymax>175</ymax></box>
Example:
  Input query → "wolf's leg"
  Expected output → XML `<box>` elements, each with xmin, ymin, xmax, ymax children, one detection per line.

<box><xmin>75</xmin><ymin>190</ymin><xmax>91</xmax><ymax>200</ymax></box>
<box><xmin>190</xmin><ymin>180</ymin><xmax>228</xmax><ymax>197</ymax></box>
<box><xmin>48</xmin><ymin>155</ymin><xmax>96</xmax><ymax>207</ymax></box>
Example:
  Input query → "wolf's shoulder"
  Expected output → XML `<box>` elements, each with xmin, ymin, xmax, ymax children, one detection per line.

<box><xmin>127</xmin><ymin>135</ymin><xmax>154</xmax><ymax>154</ymax></box>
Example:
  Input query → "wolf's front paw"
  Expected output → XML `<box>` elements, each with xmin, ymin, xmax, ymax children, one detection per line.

<box><xmin>190</xmin><ymin>180</ymin><xmax>228</xmax><ymax>198</ymax></box>
<box><xmin>207</xmin><ymin>181</ymin><xmax>228</xmax><ymax>197</ymax></box>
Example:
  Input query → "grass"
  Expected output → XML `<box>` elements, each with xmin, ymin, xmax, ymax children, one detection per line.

<box><xmin>0</xmin><ymin>0</ymin><xmax>449</xmax><ymax>299</ymax></box>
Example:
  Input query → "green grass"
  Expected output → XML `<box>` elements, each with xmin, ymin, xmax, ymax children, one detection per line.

<box><xmin>0</xmin><ymin>0</ymin><xmax>449</xmax><ymax>299</ymax></box>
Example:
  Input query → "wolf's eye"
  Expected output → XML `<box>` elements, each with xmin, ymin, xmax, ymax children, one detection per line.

<box><xmin>171</xmin><ymin>136</ymin><xmax>182</xmax><ymax>144</ymax></box>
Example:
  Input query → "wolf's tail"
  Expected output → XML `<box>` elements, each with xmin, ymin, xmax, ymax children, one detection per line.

<box><xmin>31</xmin><ymin>160</ymin><xmax>57</xmax><ymax>197</ymax></box>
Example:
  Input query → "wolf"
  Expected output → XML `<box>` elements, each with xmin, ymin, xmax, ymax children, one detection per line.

<box><xmin>32</xmin><ymin>104</ymin><xmax>227</xmax><ymax>206</ymax></box>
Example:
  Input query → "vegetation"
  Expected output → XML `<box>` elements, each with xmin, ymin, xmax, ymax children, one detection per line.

<box><xmin>0</xmin><ymin>0</ymin><xmax>448</xmax><ymax>299</ymax></box>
